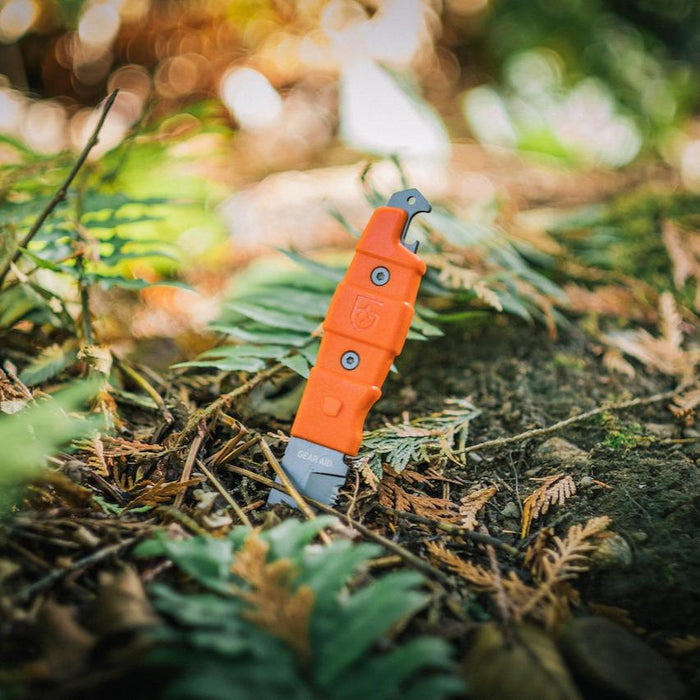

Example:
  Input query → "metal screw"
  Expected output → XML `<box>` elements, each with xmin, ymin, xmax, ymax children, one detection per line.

<box><xmin>370</xmin><ymin>266</ymin><xmax>390</xmax><ymax>286</ymax></box>
<box><xmin>340</xmin><ymin>351</ymin><xmax>360</xmax><ymax>370</ymax></box>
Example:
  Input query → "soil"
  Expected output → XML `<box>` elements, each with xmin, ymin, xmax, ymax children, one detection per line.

<box><xmin>1</xmin><ymin>319</ymin><xmax>698</xmax><ymax>697</ymax></box>
<box><xmin>388</xmin><ymin>321</ymin><xmax>699</xmax><ymax>638</ymax></box>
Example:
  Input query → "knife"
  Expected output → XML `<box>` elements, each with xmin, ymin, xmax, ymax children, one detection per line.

<box><xmin>268</xmin><ymin>188</ymin><xmax>431</xmax><ymax>507</ymax></box>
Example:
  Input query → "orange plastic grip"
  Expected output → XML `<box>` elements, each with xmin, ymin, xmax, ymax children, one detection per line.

<box><xmin>290</xmin><ymin>206</ymin><xmax>426</xmax><ymax>456</ymax></box>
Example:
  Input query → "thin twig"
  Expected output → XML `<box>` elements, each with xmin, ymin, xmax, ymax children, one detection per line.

<box><xmin>463</xmin><ymin>389</ymin><xmax>677</xmax><ymax>455</ymax></box>
<box><xmin>206</xmin><ymin>426</ymin><xmax>247</xmax><ymax>466</ymax></box>
<box><xmin>174</xmin><ymin>419</ymin><xmax>206</xmax><ymax>509</ymax></box>
<box><xmin>0</xmin><ymin>90</ymin><xmax>119</xmax><ymax>286</ymax></box>
<box><xmin>481</xmin><ymin>525</ymin><xmax>512</xmax><ymax>625</ymax></box>
<box><xmin>207</xmin><ymin>432</ymin><xmax>259</xmax><ymax>468</ymax></box>
<box><xmin>224</xmin><ymin>464</ymin><xmax>451</xmax><ymax>585</ymax></box>
<box><xmin>196</xmin><ymin>458</ymin><xmax>252</xmax><ymax>527</ymax></box>
<box><xmin>379</xmin><ymin>506</ymin><xmax>519</xmax><ymax>556</ymax></box>
<box><xmin>115</xmin><ymin>357</ymin><xmax>174</xmax><ymax>425</ymax></box>
<box><xmin>14</xmin><ymin>536</ymin><xmax>138</xmax><ymax>603</ymax></box>
<box><xmin>176</xmin><ymin>361</ymin><xmax>286</xmax><ymax>447</ymax></box>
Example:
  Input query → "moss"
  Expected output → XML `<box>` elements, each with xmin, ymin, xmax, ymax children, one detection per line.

<box><xmin>555</xmin><ymin>188</ymin><xmax>700</xmax><ymax>297</ymax></box>
<box><xmin>552</xmin><ymin>352</ymin><xmax>586</xmax><ymax>371</ymax></box>
<box><xmin>594</xmin><ymin>410</ymin><xmax>648</xmax><ymax>451</ymax></box>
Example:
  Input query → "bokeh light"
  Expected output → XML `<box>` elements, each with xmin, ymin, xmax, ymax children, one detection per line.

<box><xmin>220</xmin><ymin>67</ymin><xmax>283</xmax><ymax>131</ymax></box>
<box><xmin>78</xmin><ymin>2</ymin><xmax>121</xmax><ymax>48</ymax></box>
<box><xmin>0</xmin><ymin>0</ymin><xmax>37</xmax><ymax>43</ymax></box>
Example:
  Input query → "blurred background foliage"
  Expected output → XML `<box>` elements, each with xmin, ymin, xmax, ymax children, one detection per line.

<box><xmin>0</xmin><ymin>0</ymin><xmax>697</xmax><ymax>166</ymax></box>
<box><xmin>0</xmin><ymin>0</ymin><xmax>698</xmax><ymax>373</ymax></box>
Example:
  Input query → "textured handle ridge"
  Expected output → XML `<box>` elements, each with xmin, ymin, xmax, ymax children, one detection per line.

<box><xmin>291</xmin><ymin>205</ymin><xmax>427</xmax><ymax>456</ymax></box>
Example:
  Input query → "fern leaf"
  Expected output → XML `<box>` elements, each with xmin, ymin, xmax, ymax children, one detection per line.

<box><xmin>231</xmin><ymin>533</ymin><xmax>315</xmax><ymax>662</ymax></box>
<box><xmin>426</xmin><ymin>541</ymin><xmax>495</xmax><ymax>590</ymax></box>
<box><xmin>19</xmin><ymin>341</ymin><xmax>78</xmax><ymax>386</ymax></box>
<box><xmin>520</xmin><ymin>474</ymin><xmax>576</xmax><ymax>538</ymax></box>
<box><xmin>459</xmin><ymin>486</ymin><xmax>498</xmax><ymax>531</ymax></box>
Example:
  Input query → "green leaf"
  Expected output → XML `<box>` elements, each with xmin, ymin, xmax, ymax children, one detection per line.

<box><xmin>226</xmin><ymin>302</ymin><xmax>320</xmax><ymax>333</ymax></box>
<box><xmin>332</xmin><ymin>637</ymin><xmax>461</xmax><ymax>700</ymax></box>
<box><xmin>281</xmin><ymin>249</ymin><xmax>345</xmax><ymax>283</ymax></box>
<box><xmin>136</xmin><ymin>532</ymin><xmax>238</xmax><ymax>594</ymax></box>
<box><xmin>262</xmin><ymin>516</ymin><xmax>336</xmax><ymax>561</ymax></box>
<box><xmin>138</xmin><ymin>520</ymin><xmax>461</xmax><ymax>699</ymax></box>
<box><xmin>19</xmin><ymin>341</ymin><xmax>78</xmax><ymax>386</ymax></box>
<box><xmin>208</xmin><ymin>325</ymin><xmax>310</xmax><ymax>347</ymax></box>
<box><xmin>0</xmin><ymin>379</ymin><xmax>100</xmax><ymax>491</ymax></box>
<box><xmin>280</xmin><ymin>354</ymin><xmax>310</xmax><ymax>378</ymax></box>
<box><xmin>299</xmin><ymin>540</ymin><xmax>380</xmax><ymax>605</ymax></box>
<box><xmin>315</xmin><ymin>570</ymin><xmax>426</xmax><ymax>686</ymax></box>
<box><xmin>242</xmin><ymin>289</ymin><xmax>330</xmax><ymax>318</ymax></box>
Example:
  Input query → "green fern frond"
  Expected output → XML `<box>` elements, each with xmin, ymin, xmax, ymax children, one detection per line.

<box><xmin>136</xmin><ymin>518</ymin><xmax>463</xmax><ymax>700</ymax></box>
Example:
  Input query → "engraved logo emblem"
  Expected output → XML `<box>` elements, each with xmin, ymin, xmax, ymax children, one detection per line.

<box><xmin>351</xmin><ymin>295</ymin><xmax>384</xmax><ymax>330</ymax></box>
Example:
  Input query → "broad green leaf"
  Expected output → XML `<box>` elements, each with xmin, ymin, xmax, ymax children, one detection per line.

<box><xmin>332</xmin><ymin>637</ymin><xmax>460</xmax><ymax>700</ymax></box>
<box><xmin>281</xmin><ymin>249</ymin><xmax>345</xmax><ymax>283</ymax></box>
<box><xmin>262</xmin><ymin>516</ymin><xmax>336</xmax><ymax>561</ymax></box>
<box><xmin>136</xmin><ymin>533</ymin><xmax>235</xmax><ymax>594</ymax></box>
<box><xmin>199</xmin><ymin>344</ymin><xmax>287</xmax><ymax>360</ymax></box>
<box><xmin>300</xmin><ymin>541</ymin><xmax>380</xmax><ymax>604</ymax></box>
<box><xmin>208</xmin><ymin>325</ymin><xmax>309</xmax><ymax>347</ymax></box>
<box><xmin>242</xmin><ymin>289</ymin><xmax>330</xmax><ymax>318</ymax></box>
<box><xmin>174</xmin><ymin>357</ymin><xmax>266</xmax><ymax>373</ymax></box>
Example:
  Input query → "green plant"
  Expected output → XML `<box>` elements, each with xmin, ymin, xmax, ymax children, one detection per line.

<box><xmin>0</xmin><ymin>99</ymin><xmax>223</xmax><ymax>391</ymax></box>
<box><xmin>0</xmin><ymin>378</ymin><xmax>99</xmax><ymax>512</ymax></box>
<box><xmin>180</xmin><ymin>170</ymin><xmax>565</xmax><ymax>378</ymax></box>
<box><xmin>549</xmin><ymin>189</ymin><xmax>700</xmax><ymax>296</ymax></box>
<box><xmin>359</xmin><ymin>398</ymin><xmax>481</xmax><ymax>478</ymax></box>
<box><xmin>136</xmin><ymin>517</ymin><xmax>464</xmax><ymax>700</ymax></box>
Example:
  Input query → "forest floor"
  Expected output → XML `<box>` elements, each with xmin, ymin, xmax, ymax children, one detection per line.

<box><xmin>1</xmin><ymin>315</ymin><xmax>698</xmax><ymax>699</ymax></box>
<box><xmin>0</xmin><ymin>130</ymin><xmax>698</xmax><ymax>698</ymax></box>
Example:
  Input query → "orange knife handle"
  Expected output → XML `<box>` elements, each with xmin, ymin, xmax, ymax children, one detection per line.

<box><xmin>291</xmin><ymin>205</ymin><xmax>427</xmax><ymax>456</ymax></box>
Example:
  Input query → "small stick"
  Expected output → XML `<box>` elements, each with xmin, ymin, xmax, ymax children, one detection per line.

<box><xmin>0</xmin><ymin>90</ymin><xmax>119</xmax><ymax>286</ymax></box>
<box><xmin>207</xmin><ymin>428</ymin><xmax>253</xmax><ymax>467</ymax></box>
<box><xmin>379</xmin><ymin>506</ymin><xmax>518</xmax><ymax>556</ymax></box>
<box><xmin>15</xmin><ymin>536</ymin><xmax>138</xmax><ymax>603</ymax></box>
<box><xmin>481</xmin><ymin>525</ymin><xmax>512</xmax><ymax>625</ymax></box>
<box><xmin>242</xmin><ymin>499</ymin><xmax>265</xmax><ymax>513</ymax></box>
<box><xmin>174</xmin><ymin>419</ymin><xmax>206</xmax><ymax>509</ymax></box>
<box><xmin>225</xmin><ymin>464</ymin><xmax>451</xmax><ymax>585</ymax></box>
<box><xmin>463</xmin><ymin>389</ymin><xmax>677</xmax><ymax>456</ymax></box>
<box><xmin>115</xmin><ymin>357</ymin><xmax>174</xmax><ymax>425</ymax></box>
<box><xmin>259</xmin><ymin>438</ymin><xmax>317</xmax><ymax>523</ymax></box>
<box><xmin>177</xmin><ymin>362</ymin><xmax>286</xmax><ymax>447</ymax></box>
<box><xmin>196</xmin><ymin>458</ymin><xmax>252</xmax><ymax>527</ymax></box>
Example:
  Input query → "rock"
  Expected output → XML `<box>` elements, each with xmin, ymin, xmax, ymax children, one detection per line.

<box><xmin>559</xmin><ymin>617</ymin><xmax>685</xmax><ymax>700</ymax></box>
<box><xmin>501</xmin><ymin>501</ymin><xmax>520</xmax><ymax>518</ymax></box>
<box><xmin>463</xmin><ymin>623</ymin><xmax>582</xmax><ymax>700</ymax></box>
<box><xmin>644</xmin><ymin>423</ymin><xmax>676</xmax><ymax>439</ymax></box>
<box><xmin>580</xmin><ymin>476</ymin><xmax>594</xmax><ymax>488</ymax></box>
<box><xmin>590</xmin><ymin>533</ymin><xmax>633</xmax><ymax>570</ymax></box>
<box><xmin>536</xmin><ymin>437</ymin><xmax>588</xmax><ymax>468</ymax></box>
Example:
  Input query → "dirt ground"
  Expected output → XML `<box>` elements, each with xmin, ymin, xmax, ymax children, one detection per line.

<box><xmin>1</xmin><ymin>317</ymin><xmax>698</xmax><ymax>698</ymax></box>
<box><xmin>390</xmin><ymin>322</ymin><xmax>699</xmax><ymax>682</ymax></box>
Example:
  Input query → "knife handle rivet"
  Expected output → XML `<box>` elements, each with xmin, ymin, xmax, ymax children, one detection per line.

<box><xmin>340</xmin><ymin>351</ymin><xmax>360</xmax><ymax>370</ymax></box>
<box><xmin>370</xmin><ymin>266</ymin><xmax>390</xmax><ymax>286</ymax></box>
